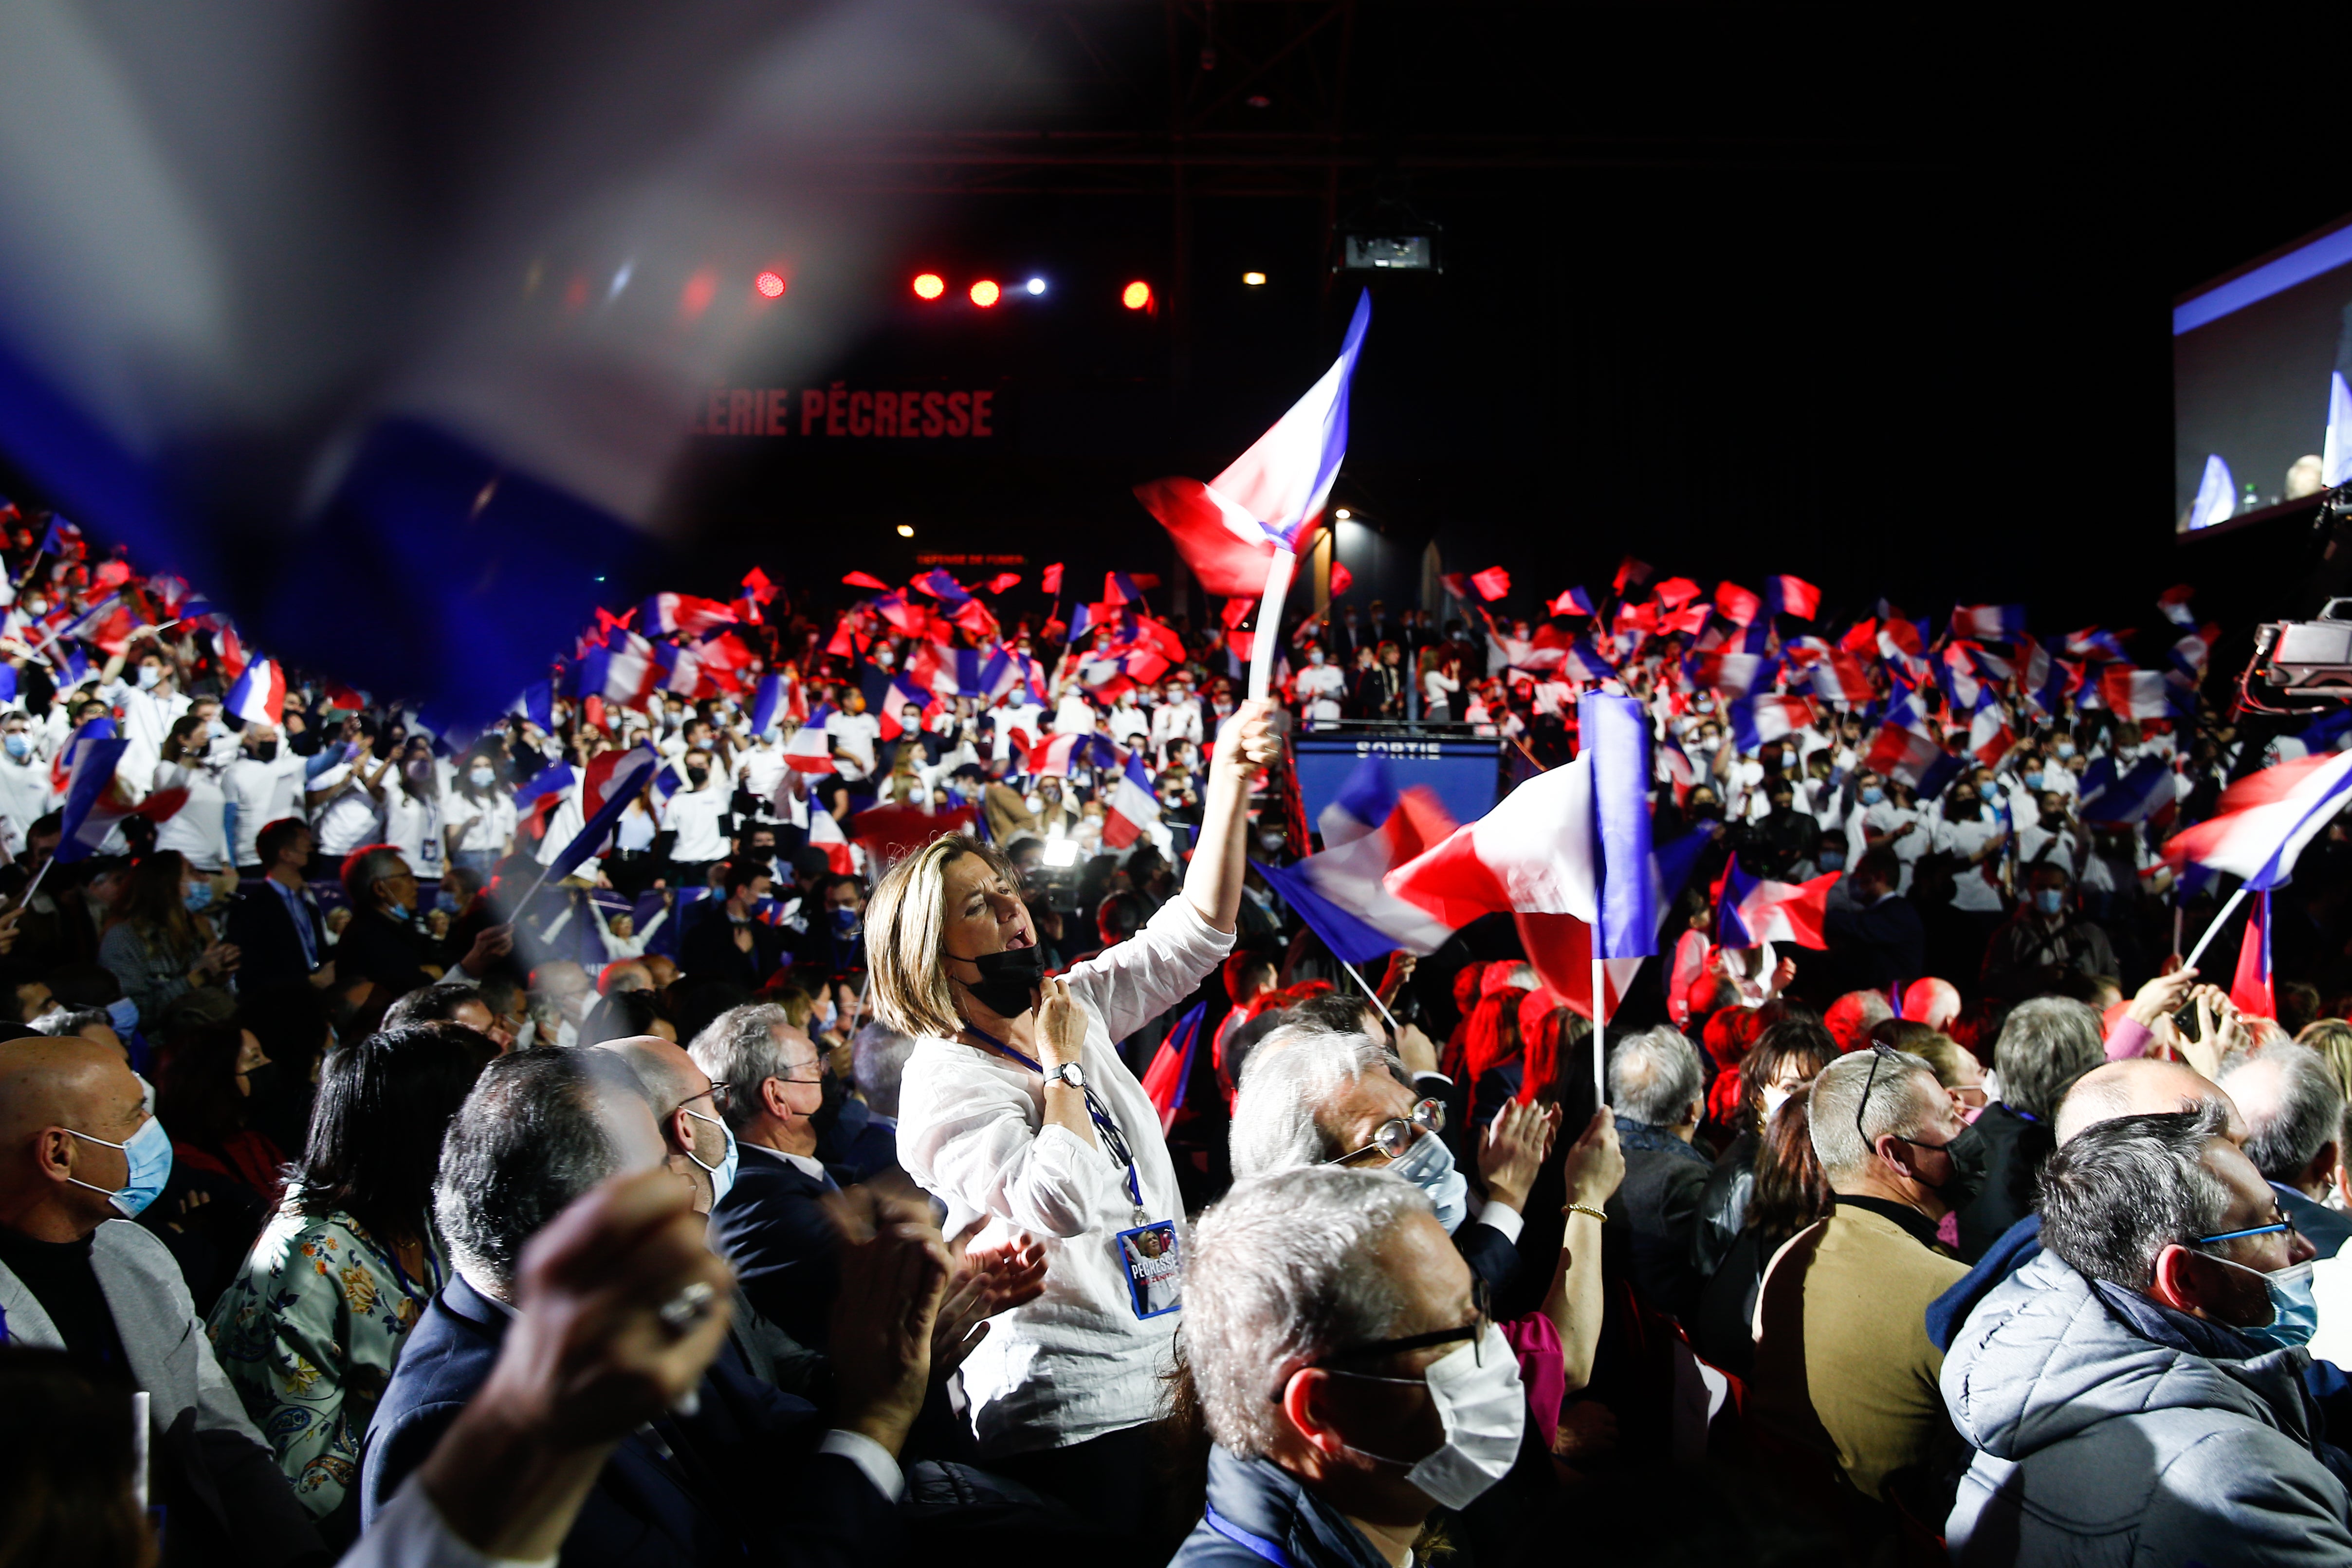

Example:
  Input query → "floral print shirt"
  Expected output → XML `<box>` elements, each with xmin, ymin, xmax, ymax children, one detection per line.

<box><xmin>205</xmin><ymin>1193</ymin><xmax>447</xmax><ymax>1519</ymax></box>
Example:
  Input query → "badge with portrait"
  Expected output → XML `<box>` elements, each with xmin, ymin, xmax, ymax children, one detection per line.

<box><xmin>1114</xmin><ymin>1220</ymin><xmax>1182</xmax><ymax>1319</ymax></box>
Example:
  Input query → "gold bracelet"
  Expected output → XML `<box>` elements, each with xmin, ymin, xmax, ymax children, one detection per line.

<box><xmin>1566</xmin><ymin>1203</ymin><xmax>1608</xmax><ymax>1225</ymax></box>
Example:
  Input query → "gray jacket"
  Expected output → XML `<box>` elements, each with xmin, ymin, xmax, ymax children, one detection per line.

<box><xmin>1943</xmin><ymin>1249</ymin><xmax>2352</xmax><ymax>1568</ymax></box>
<box><xmin>0</xmin><ymin>1218</ymin><xmax>322</xmax><ymax>1568</ymax></box>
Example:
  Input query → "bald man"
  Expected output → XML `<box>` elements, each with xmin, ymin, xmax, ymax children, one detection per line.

<box><xmin>0</xmin><ymin>1036</ymin><xmax>321</xmax><ymax>1567</ymax></box>
<box><xmin>1902</xmin><ymin>977</ymin><xmax>1961</xmax><ymax>1032</ymax></box>
<box><xmin>593</xmin><ymin>1033</ymin><xmax>733</xmax><ymax>1217</ymax></box>
<box><xmin>1928</xmin><ymin>1057</ymin><xmax>2242</xmax><ymax>1352</ymax></box>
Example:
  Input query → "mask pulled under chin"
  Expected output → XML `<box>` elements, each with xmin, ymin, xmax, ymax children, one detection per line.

<box><xmin>956</xmin><ymin>943</ymin><xmax>1045</xmax><ymax>1020</ymax></box>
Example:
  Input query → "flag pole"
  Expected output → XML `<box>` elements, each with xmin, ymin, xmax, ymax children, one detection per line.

<box><xmin>1591</xmin><ymin>950</ymin><xmax>1608</xmax><ymax>1108</ymax></box>
<box><xmin>14</xmin><ymin>852</ymin><xmax>56</xmax><ymax>909</ymax></box>
<box><xmin>1248</xmin><ymin>549</ymin><xmax>1298</xmax><ymax>703</ymax></box>
<box><xmin>1337</xmin><ymin>957</ymin><xmax>1402</xmax><ymax>1035</ymax></box>
<box><xmin>2181</xmin><ymin>882</ymin><xmax>2250</xmax><ymax>974</ymax></box>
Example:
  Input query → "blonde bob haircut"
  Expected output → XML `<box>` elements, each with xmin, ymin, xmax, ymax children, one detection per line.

<box><xmin>865</xmin><ymin>833</ymin><xmax>1025</xmax><ymax>1040</ymax></box>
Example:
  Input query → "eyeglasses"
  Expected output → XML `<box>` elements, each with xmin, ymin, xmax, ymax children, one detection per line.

<box><xmin>684</xmin><ymin>1082</ymin><xmax>732</xmax><ymax>1115</ymax></box>
<box><xmin>1271</xmin><ymin>1277</ymin><xmax>1492</xmax><ymax>1401</ymax></box>
<box><xmin>2195</xmin><ymin>1207</ymin><xmax>2297</xmax><ymax>1247</ymax></box>
<box><xmin>1854</xmin><ymin>1043</ymin><xmax>1900</xmax><ymax>1146</ymax></box>
<box><xmin>1325</xmin><ymin>1098</ymin><xmax>1446</xmax><ymax>1167</ymax></box>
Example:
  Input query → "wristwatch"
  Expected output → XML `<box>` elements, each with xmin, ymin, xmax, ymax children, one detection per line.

<box><xmin>1043</xmin><ymin>1061</ymin><xmax>1087</xmax><ymax>1090</ymax></box>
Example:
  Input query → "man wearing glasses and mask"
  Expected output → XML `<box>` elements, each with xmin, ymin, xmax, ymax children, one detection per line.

<box><xmin>1942</xmin><ymin>1103</ymin><xmax>2349</xmax><ymax>1566</ymax></box>
<box><xmin>1176</xmin><ymin>1165</ymin><xmax>1527</xmax><ymax>1568</ymax></box>
<box><xmin>1750</xmin><ymin>1045</ymin><xmax>1985</xmax><ymax>1516</ymax></box>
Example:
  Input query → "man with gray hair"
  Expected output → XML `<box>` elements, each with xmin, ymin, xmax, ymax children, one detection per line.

<box><xmin>1956</xmin><ymin>995</ymin><xmax>2105</xmax><ymax>1260</ymax></box>
<box><xmin>2220</xmin><ymin>1042</ymin><xmax>2352</xmax><ymax>1259</ymax></box>
<box><xmin>691</xmin><ymin>1003</ymin><xmax>844</xmax><ymax>1349</ymax></box>
<box><xmin>1173</xmin><ymin>1165</ymin><xmax>1525</xmax><ymax>1568</ymax></box>
<box><xmin>1606</xmin><ymin>1025</ymin><xmax>1711</xmax><ymax>1323</ymax></box>
<box><xmin>362</xmin><ymin>1045</ymin><xmax>945</xmax><ymax>1568</ymax></box>
<box><xmin>1751</xmin><ymin>1047</ymin><xmax>1980</xmax><ymax>1507</ymax></box>
<box><xmin>1944</xmin><ymin>1106</ymin><xmax>2347</xmax><ymax>1566</ymax></box>
<box><xmin>1230</xmin><ymin>1024</ymin><xmax>1556</xmax><ymax>1304</ymax></box>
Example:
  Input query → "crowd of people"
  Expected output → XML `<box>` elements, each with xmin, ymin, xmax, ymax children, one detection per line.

<box><xmin>4</xmin><ymin>504</ymin><xmax>2352</xmax><ymax>1568</ymax></box>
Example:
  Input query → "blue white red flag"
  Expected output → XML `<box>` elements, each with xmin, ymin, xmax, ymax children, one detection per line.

<box><xmin>2062</xmin><ymin>627</ymin><xmax>2130</xmax><ymax>662</ymax></box>
<box><xmin>578</xmin><ymin>630</ymin><xmax>660</xmax><ymax>709</ymax></box>
<box><xmin>2156</xmin><ymin>585</ymin><xmax>2198</xmax><ymax>628</ymax></box>
<box><xmin>512</xmin><ymin>759</ymin><xmax>578</xmax><ymax>812</ymax></box>
<box><xmin>1713</xmin><ymin>854</ymin><xmax>1838</xmax><ymax>950</ymax></box>
<box><xmin>1101</xmin><ymin>752</ymin><xmax>1162</xmax><ymax>849</ymax></box>
<box><xmin>541</xmin><ymin>745</ymin><xmax>661</xmax><ymax>882</ymax></box>
<box><xmin>510</xmin><ymin>680</ymin><xmax>554</xmax><ymax>732</ymax></box>
<box><xmin>55</xmin><ymin>736</ymin><xmax>186</xmax><ymax>864</ymax></box>
<box><xmin>1727</xmin><ymin>694</ymin><xmax>1814</xmax><ymax>753</ymax></box>
<box><xmin>808</xmin><ymin>804</ymin><xmax>856</xmax><ymax>876</ymax></box>
<box><xmin>1548</xmin><ymin>586</ymin><xmax>1595</xmax><ymax>618</ymax></box>
<box><xmin>1260</xmin><ymin>758</ymin><xmax>1460</xmax><ymax>962</ymax></box>
<box><xmin>748</xmin><ymin>672</ymin><xmax>789</xmax><ymax>737</ymax></box>
<box><xmin>1134</xmin><ymin>290</ymin><xmax>1371</xmax><ymax>595</ymax></box>
<box><xmin>1765</xmin><ymin>575</ymin><xmax>1820</xmax><ymax>620</ymax></box>
<box><xmin>225</xmin><ymin>656</ymin><xmax>288</xmax><ymax>727</ymax></box>
<box><xmin>879</xmin><ymin>674</ymin><xmax>938</xmax><ymax>740</ymax></box>
<box><xmin>2231</xmin><ymin>891</ymin><xmax>2274</xmax><ymax>1020</ymax></box>
<box><xmin>1864</xmin><ymin>719</ymin><xmax>1964</xmax><ymax>799</ymax></box>
<box><xmin>2076</xmin><ymin>755</ymin><xmax>2175</xmax><ymax>826</ymax></box>
<box><xmin>1140</xmin><ymin>999</ymin><xmax>1211</xmax><ymax>1133</ymax></box>
<box><xmin>2164</xmin><ymin>751</ymin><xmax>2352</xmax><ymax>890</ymax></box>
<box><xmin>2098</xmin><ymin>666</ymin><xmax>2193</xmax><ymax>722</ymax></box>
<box><xmin>1713</xmin><ymin>582</ymin><xmax>1762</xmax><ymax>627</ymax></box>
<box><xmin>640</xmin><ymin>593</ymin><xmax>738</xmax><ymax>638</ymax></box>
<box><xmin>911</xmin><ymin>569</ymin><xmax>971</xmax><ymax>605</ymax></box>
<box><xmin>1950</xmin><ymin>604</ymin><xmax>2026</xmax><ymax>642</ymax></box>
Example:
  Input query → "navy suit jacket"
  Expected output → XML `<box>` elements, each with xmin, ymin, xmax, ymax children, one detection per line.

<box><xmin>706</xmin><ymin>1144</ymin><xmax>843</xmax><ymax>1351</ymax></box>
<box><xmin>360</xmin><ymin>1274</ymin><xmax>900</xmax><ymax>1568</ymax></box>
<box><xmin>224</xmin><ymin>881</ymin><xmax>325</xmax><ymax>991</ymax></box>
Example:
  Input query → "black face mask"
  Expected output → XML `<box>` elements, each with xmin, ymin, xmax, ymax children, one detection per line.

<box><xmin>1901</xmin><ymin>1121</ymin><xmax>1990</xmax><ymax>1212</ymax></box>
<box><xmin>954</xmin><ymin>943</ymin><xmax>1044</xmax><ymax>1019</ymax></box>
<box><xmin>686</xmin><ymin>767</ymin><xmax>710</xmax><ymax>789</ymax></box>
<box><xmin>812</xmin><ymin>1073</ymin><xmax>849</xmax><ymax>1139</ymax></box>
<box><xmin>250</xmin><ymin>742</ymin><xmax>280</xmax><ymax>763</ymax></box>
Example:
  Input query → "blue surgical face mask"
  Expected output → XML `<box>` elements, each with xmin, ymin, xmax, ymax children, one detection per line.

<box><xmin>2034</xmin><ymin>888</ymin><xmax>2065</xmax><ymax>916</ymax></box>
<box><xmin>2056</xmin><ymin>742</ymin><xmax>2076</xmax><ymax>758</ymax></box>
<box><xmin>829</xmin><ymin>906</ymin><xmax>859</xmax><ymax>937</ymax></box>
<box><xmin>65</xmin><ymin>1116</ymin><xmax>174</xmax><ymax>1218</ymax></box>
<box><xmin>2218</xmin><ymin>1257</ymin><xmax>2319</xmax><ymax>1353</ymax></box>
<box><xmin>468</xmin><ymin>765</ymin><xmax>496</xmax><ymax>789</ymax></box>
<box><xmin>385</xmin><ymin>899</ymin><xmax>413</xmax><ymax>922</ymax></box>
<box><xmin>106</xmin><ymin>996</ymin><xmax>139</xmax><ymax>1035</ymax></box>
<box><xmin>1387</xmin><ymin>1127</ymin><xmax>1469</xmax><ymax>1234</ymax></box>
<box><xmin>2</xmin><ymin>734</ymin><xmax>28</xmax><ymax>761</ymax></box>
<box><xmin>435</xmin><ymin>888</ymin><xmax>460</xmax><ymax>915</ymax></box>
<box><xmin>682</xmin><ymin>1107</ymin><xmax>739</xmax><ymax>1205</ymax></box>
<box><xmin>184</xmin><ymin>881</ymin><xmax>214</xmax><ymax>913</ymax></box>
<box><xmin>2022</xmin><ymin>772</ymin><xmax>2044</xmax><ymax>791</ymax></box>
<box><xmin>1859</xmin><ymin>786</ymin><xmax>1885</xmax><ymax>806</ymax></box>
<box><xmin>1819</xmin><ymin>850</ymin><xmax>1846</xmax><ymax>871</ymax></box>
<box><xmin>135</xmin><ymin>664</ymin><xmax>160</xmax><ymax>690</ymax></box>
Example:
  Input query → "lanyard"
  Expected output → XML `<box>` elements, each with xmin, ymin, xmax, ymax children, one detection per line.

<box><xmin>964</xmin><ymin>1023</ymin><xmax>1145</xmax><ymax>1219</ymax></box>
<box><xmin>1204</xmin><ymin>1507</ymin><xmax>1294</xmax><ymax>1568</ymax></box>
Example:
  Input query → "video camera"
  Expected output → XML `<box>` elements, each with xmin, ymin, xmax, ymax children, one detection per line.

<box><xmin>2237</xmin><ymin>482</ymin><xmax>2352</xmax><ymax>714</ymax></box>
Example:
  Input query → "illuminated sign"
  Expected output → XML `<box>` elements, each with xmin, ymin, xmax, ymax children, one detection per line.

<box><xmin>692</xmin><ymin>383</ymin><xmax>1000</xmax><ymax>439</ymax></box>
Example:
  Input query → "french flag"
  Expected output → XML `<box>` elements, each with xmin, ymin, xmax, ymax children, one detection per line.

<box><xmin>1549</xmin><ymin>586</ymin><xmax>1595</xmax><ymax>617</ymax></box>
<box><xmin>2076</xmin><ymin>755</ymin><xmax>2175</xmax><ymax>826</ymax></box>
<box><xmin>1470</xmin><ymin>566</ymin><xmax>1510</xmax><ymax>602</ymax></box>
<box><xmin>225</xmin><ymin>656</ymin><xmax>288</xmax><ymax>727</ymax></box>
<box><xmin>1258</xmin><ymin>758</ymin><xmax>1460</xmax><ymax>962</ymax></box>
<box><xmin>911</xmin><ymin>569</ymin><xmax>971</xmax><ymax>604</ymax></box>
<box><xmin>878</xmin><ymin>674</ymin><xmax>938</xmax><ymax>741</ymax></box>
<box><xmin>1727</xmin><ymin>693</ymin><xmax>1814</xmax><ymax>753</ymax></box>
<box><xmin>1140</xmin><ymin>999</ymin><xmax>1212</xmax><ymax>1134</ymax></box>
<box><xmin>1101</xmin><ymin>752</ymin><xmax>1162</xmax><ymax>849</ymax></box>
<box><xmin>640</xmin><ymin>593</ymin><xmax>738</xmax><ymax>638</ymax></box>
<box><xmin>1691</xmin><ymin>651</ymin><xmax>1774</xmax><ymax>698</ymax></box>
<box><xmin>55</xmin><ymin>736</ymin><xmax>187</xmax><ymax>864</ymax></box>
<box><xmin>1025</xmin><ymin>732</ymin><xmax>1112</xmax><ymax>779</ymax></box>
<box><xmin>579</xmin><ymin>629</ymin><xmax>661</xmax><ymax>709</ymax></box>
<box><xmin>1765</xmin><ymin>575</ymin><xmax>1820</xmax><ymax>620</ymax></box>
<box><xmin>1951</xmin><ymin>604</ymin><xmax>2026</xmax><ymax>642</ymax></box>
<box><xmin>2016</xmin><ymin>636</ymin><xmax>2076</xmax><ymax>718</ymax></box>
<box><xmin>2099</xmin><ymin>666</ymin><xmax>2190</xmax><ymax>721</ymax></box>
<box><xmin>808</xmin><ymin>804</ymin><xmax>856</xmax><ymax>876</ymax></box>
<box><xmin>1134</xmin><ymin>290</ymin><xmax>1371</xmax><ymax>595</ymax></box>
<box><xmin>784</xmin><ymin>722</ymin><xmax>835</xmax><ymax>774</ymax></box>
<box><xmin>748</xmin><ymin>672</ymin><xmax>791</xmax><ymax>737</ymax></box>
<box><xmin>2164</xmin><ymin>751</ymin><xmax>2352</xmax><ymax>890</ymax></box>
<box><xmin>512</xmin><ymin>758</ymin><xmax>578</xmax><ymax>812</ymax></box>
<box><xmin>1713</xmin><ymin>581</ymin><xmax>1763</xmax><ymax>627</ymax></box>
<box><xmin>1865</xmin><ymin>720</ymin><xmax>1964</xmax><ymax>798</ymax></box>
<box><xmin>2063</xmin><ymin>627</ymin><xmax>2129</xmax><ymax>662</ymax></box>
<box><xmin>2230</xmin><ymin>891</ymin><xmax>2275</xmax><ymax>1020</ymax></box>
<box><xmin>1808</xmin><ymin>650</ymin><xmax>1875</xmax><ymax>706</ymax></box>
<box><xmin>1713</xmin><ymin>854</ymin><xmax>1838</xmax><ymax>950</ymax></box>
<box><xmin>2156</xmin><ymin>585</ymin><xmax>2198</xmax><ymax>628</ymax></box>
<box><xmin>1562</xmin><ymin>639</ymin><xmax>1617</xmax><ymax>683</ymax></box>
<box><xmin>509</xmin><ymin>679</ymin><xmax>555</xmax><ymax>732</ymax></box>
<box><xmin>541</xmin><ymin>744</ymin><xmax>662</xmax><ymax>882</ymax></box>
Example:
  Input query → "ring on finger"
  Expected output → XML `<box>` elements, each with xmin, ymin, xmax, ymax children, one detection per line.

<box><xmin>656</xmin><ymin>1279</ymin><xmax>717</xmax><ymax>1335</ymax></box>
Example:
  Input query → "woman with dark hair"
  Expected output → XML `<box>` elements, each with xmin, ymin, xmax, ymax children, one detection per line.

<box><xmin>207</xmin><ymin>1021</ymin><xmax>493</xmax><ymax>1534</ymax></box>
<box><xmin>1693</xmin><ymin>1089</ymin><xmax>1833</xmax><ymax>1375</ymax></box>
<box><xmin>96</xmin><ymin>849</ymin><xmax>239</xmax><ymax>1031</ymax></box>
<box><xmin>1460</xmin><ymin>984</ymin><xmax>1532</xmax><ymax>1135</ymax></box>
<box><xmin>153</xmin><ymin>711</ymin><xmax>236</xmax><ymax>874</ymax></box>
<box><xmin>1692</xmin><ymin>1016</ymin><xmax>1837</xmax><ymax>1278</ymax></box>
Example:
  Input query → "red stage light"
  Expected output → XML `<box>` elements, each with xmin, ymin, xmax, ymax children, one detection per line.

<box><xmin>970</xmin><ymin>278</ymin><xmax>1001</xmax><ymax>308</ymax></box>
<box><xmin>912</xmin><ymin>272</ymin><xmax>946</xmax><ymax>300</ymax></box>
<box><xmin>754</xmin><ymin>270</ymin><xmax>787</xmax><ymax>299</ymax></box>
<box><xmin>1121</xmin><ymin>280</ymin><xmax>1152</xmax><ymax>311</ymax></box>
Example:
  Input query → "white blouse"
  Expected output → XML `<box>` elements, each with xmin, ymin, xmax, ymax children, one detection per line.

<box><xmin>896</xmin><ymin>896</ymin><xmax>1234</xmax><ymax>1456</ymax></box>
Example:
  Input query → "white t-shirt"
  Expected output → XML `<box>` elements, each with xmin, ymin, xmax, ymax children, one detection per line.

<box><xmin>825</xmin><ymin>710</ymin><xmax>881</xmax><ymax>779</ymax></box>
<box><xmin>311</xmin><ymin>763</ymin><xmax>387</xmax><ymax>858</ymax></box>
<box><xmin>1935</xmin><ymin>813</ymin><xmax>2008</xmax><ymax>912</ymax></box>
<box><xmin>384</xmin><ymin>784</ymin><xmax>443</xmax><ymax>878</ymax></box>
<box><xmin>663</xmin><ymin>784</ymin><xmax>728</xmax><ymax>862</ymax></box>
<box><xmin>226</xmin><ymin>751</ymin><xmax>309</xmax><ymax>867</ymax></box>
<box><xmin>1296</xmin><ymin>664</ymin><xmax>1345</xmax><ymax>722</ymax></box>
<box><xmin>152</xmin><ymin>759</ymin><xmax>232</xmax><ymax>870</ymax></box>
<box><xmin>446</xmin><ymin>790</ymin><xmax>518</xmax><ymax>856</ymax></box>
<box><xmin>0</xmin><ymin>750</ymin><xmax>54</xmax><ymax>854</ymax></box>
<box><xmin>1052</xmin><ymin>693</ymin><xmax>1098</xmax><ymax>737</ymax></box>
